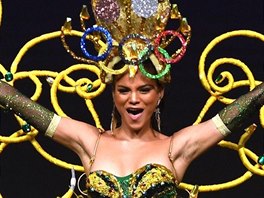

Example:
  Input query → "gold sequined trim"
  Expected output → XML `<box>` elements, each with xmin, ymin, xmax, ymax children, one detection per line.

<box><xmin>212</xmin><ymin>114</ymin><xmax>231</xmax><ymax>136</ymax></box>
<box><xmin>45</xmin><ymin>114</ymin><xmax>61</xmax><ymax>138</ymax></box>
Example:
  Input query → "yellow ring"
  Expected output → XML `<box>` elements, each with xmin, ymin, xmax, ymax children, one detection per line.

<box><xmin>98</xmin><ymin>44</ymin><xmax>128</xmax><ymax>75</ymax></box>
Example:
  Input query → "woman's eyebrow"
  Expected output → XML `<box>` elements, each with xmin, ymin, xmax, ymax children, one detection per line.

<box><xmin>138</xmin><ymin>84</ymin><xmax>155</xmax><ymax>88</ymax></box>
<box><xmin>116</xmin><ymin>85</ymin><xmax>129</xmax><ymax>88</ymax></box>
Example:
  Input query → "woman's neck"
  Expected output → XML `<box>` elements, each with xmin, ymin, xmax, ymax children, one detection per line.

<box><xmin>113</xmin><ymin>125</ymin><xmax>159</xmax><ymax>141</ymax></box>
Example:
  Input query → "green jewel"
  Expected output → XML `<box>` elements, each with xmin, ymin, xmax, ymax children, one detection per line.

<box><xmin>5</xmin><ymin>72</ymin><xmax>13</xmax><ymax>82</ymax></box>
<box><xmin>258</xmin><ymin>155</ymin><xmax>264</xmax><ymax>165</ymax></box>
<box><xmin>215</xmin><ymin>74</ymin><xmax>223</xmax><ymax>83</ymax></box>
<box><xmin>87</xmin><ymin>83</ymin><xmax>93</xmax><ymax>92</ymax></box>
<box><xmin>146</xmin><ymin>164</ymin><xmax>152</xmax><ymax>170</ymax></box>
<box><xmin>22</xmin><ymin>123</ymin><xmax>31</xmax><ymax>132</ymax></box>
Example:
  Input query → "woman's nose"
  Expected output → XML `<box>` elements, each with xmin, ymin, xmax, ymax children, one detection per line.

<box><xmin>129</xmin><ymin>92</ymin><xmax>139</xmax><ymax>104</ymax></box>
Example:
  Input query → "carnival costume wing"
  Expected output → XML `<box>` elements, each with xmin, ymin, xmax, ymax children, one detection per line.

<box><xmin>0</xmin><ymin>1</ymin><xmax>263</xmax><ymax>197</ymax></box>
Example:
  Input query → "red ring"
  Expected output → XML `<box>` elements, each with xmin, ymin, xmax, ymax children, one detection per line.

<box><xmin>154</xmin><ymin>30</ymin><xmax>187</xmax><ymax>64</ymax></box>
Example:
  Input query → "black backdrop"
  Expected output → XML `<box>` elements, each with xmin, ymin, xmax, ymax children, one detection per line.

<box><xmin>0</xmin><ymin>0</ymin><xmax>263</xmax><ymax>197</ymax></box>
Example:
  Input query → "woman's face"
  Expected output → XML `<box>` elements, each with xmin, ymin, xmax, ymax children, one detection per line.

<box><xmin>113</xmin><ymin>72</ymin><xmax>164</xmax><ymax>131</ymax></box>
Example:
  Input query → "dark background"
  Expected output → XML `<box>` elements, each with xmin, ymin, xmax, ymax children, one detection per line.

<box><xmin>0</xmin><ymin>0</ymin><xmax>263</xmax><ymax>197</ymax></box>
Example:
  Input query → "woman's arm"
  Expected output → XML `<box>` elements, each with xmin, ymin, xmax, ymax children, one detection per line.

<box><xmin>0</xmin><ymin>80</ymin><xmax>98</xmax><ymax>154</ymax></box>
<box><xmin>217</xmin><ymin>82</ymin><xmax>264</xmax><ymax>134</ymax></box>
<box><xmin>0</xmin><ymin>80</ymin><xmax>55</xmax><ymax>134</ymax></box>
<box><xmin>171</xmin><ymin>82</ymin><xmax>264</xmax><ymax>179</ymax></box>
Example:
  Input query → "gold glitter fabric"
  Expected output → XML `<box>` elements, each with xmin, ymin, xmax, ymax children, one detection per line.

<box><xmin>219</xmin><ymin>82</ymin><xmax>264</xmax><ymax>132</ymax></box>
<box><xmin>92</xmin><ymin>0</ymin><xmax>171</xmax><ymax>43</ymax></box>
<box><xmin>69</xmin><ymin>0</ymin><xmax>192</xmax><ymax>84</ymax></box>
<box><xmin>0</xmin><ymin>80</ymin><xmax>54</xmax><ymax>133</ymax></box>
<box><xmin>86</xmin><ymin>163</ymin><xmax>177</xmax><ymax>197</ymax></box>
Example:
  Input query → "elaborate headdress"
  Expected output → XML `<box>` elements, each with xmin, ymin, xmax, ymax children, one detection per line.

<box><xmin>61</xmin><ymin>0</ymin><xmax>191</xmax><ymax>83</ymax></box>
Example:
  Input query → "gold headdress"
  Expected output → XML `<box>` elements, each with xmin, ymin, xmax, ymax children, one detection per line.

<box><xmin>61</xmin><ymin>0</ymin><xmax>191</xmax><ymax>83</ymax></box>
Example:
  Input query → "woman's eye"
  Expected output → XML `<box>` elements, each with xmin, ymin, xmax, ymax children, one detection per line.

<box><xmin>140</xmin><ymin>87</ymin><xmax>151</xmax><ymax>93</ymax></box>
<box><xmin>118</xmin><ymin>88</ymin><xmax>129</xmax><ymax>94</ymax></box>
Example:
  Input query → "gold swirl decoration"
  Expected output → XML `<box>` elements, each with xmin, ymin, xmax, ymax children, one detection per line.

<box><xmin>0</xmin><ymin>2</ymin><xmax>263</xmax><ymax>197</ymax></box>
<box><xmin>178</xmin><ymin>30</ymin><xmax>264</xmax><ymax>193</ymax></box>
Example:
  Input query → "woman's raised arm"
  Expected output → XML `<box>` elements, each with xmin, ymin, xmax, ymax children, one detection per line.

<box><xmin>171</xmin><ymin>82</ymin><xmax>264</xmax><ymax>179</ymax></box>
<box><xmin>0</xmin><ymin>80</ymin><xmax>98</xmax><ymax>154</ymax></box>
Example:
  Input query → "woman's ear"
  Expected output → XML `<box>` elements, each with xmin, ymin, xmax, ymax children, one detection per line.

<box><xmin>159</xmin><ymin>89</ymin><xmax>164</xmax><ymax>100</ymax></box>
<box><xmin>157</xmin><ymin>89</ymin><xmax>164</xmax><ymax>106</ymax></box>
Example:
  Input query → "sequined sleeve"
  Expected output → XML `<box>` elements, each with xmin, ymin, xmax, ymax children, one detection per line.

<box><xmin>218</xmin><ymin>82</ymin><xmax>264</xmax><ymax>132</ymax></box>
<box><xmin>0</xmin><ymin>80</ymin><xmax>56</xmax><ymax>133</ymax></box>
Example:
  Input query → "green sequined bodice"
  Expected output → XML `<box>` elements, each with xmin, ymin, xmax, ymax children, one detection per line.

<box><xmin>86</xmin><ymin>163</ymin><xmax>177</xmax><ymax>197</ymax></box>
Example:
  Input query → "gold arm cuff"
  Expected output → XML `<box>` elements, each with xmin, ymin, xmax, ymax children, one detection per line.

<box><xmin>212</xmin><ymin>114</ymin><xmax>231</xmax><ymax>136</ymax></box>
<box><xmin>45</xmin><ymin>114</ymin><xmax>61</xmax><ymax>138</ymax></box>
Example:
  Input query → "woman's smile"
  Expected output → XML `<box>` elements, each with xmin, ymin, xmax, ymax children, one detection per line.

<box><xmin>113</xmin><ymin>71</ymin><xmax>164</xmax><ymax>130</ymax></box>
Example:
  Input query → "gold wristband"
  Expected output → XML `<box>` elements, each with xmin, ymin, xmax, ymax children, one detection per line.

<box><xmin>45</xmin><ymin>114</ymin><xmax>61</xmax><ymax>138</ymax></box>
<box><xmin>212</xmin><ymin>114</ymin><xmax>231</xmax><ymax>136</ymax></box>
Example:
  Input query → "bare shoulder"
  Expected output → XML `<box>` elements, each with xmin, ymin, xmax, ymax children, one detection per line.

<box><xmin>157</xmin><ymin>132</ymin><xmax>170</xmax><ymax>140</ymax></box>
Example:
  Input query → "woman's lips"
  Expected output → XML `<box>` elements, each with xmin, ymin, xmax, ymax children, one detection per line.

<box><xmin>128</xmin><ymin>112</ymin><xmax>142</xmax><ymax>120</ymax></box>
<box><xmin>127</xmin><ymin>108</ymin><xmax>143</xmax><ymax>120</ymax></box>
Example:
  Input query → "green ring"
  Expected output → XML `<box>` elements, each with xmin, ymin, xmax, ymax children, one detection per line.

<box><xmin>139</xmin><ymin>47</ymin><xmax>171</xmax><ymax>79</ymax></box>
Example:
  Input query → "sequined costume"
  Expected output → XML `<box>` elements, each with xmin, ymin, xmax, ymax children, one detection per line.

<box><xmin>1</xmin><ymin>79</ymin><xmax>264</xmax><ymax>197</ymax></box>
<box><xmin>1</xmin><ymin>68</ymin><xmax>264</xmax><ymax>197</ymax></box>
<box><xmin>87</xmin><ymin>164</ymin><xmax>177</xmax><ymax>197</ymax></box>
<box><xmin>86</xmin><ymin>132</ymin><xmax>179</xmax><ymax>198</ymax></box>
<box><xmin>0</xmin><ymin>80</ymin><xmax>55</xmax><ymax>133</ymax></box>
<box><xmin>218</xmin><ymin>82</ymin><xmax>264</xmax><ymax>132</ymax></box>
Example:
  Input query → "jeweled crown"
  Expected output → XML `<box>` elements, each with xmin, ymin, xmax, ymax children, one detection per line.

<box><xmin>61</xmin><ymin>0</ymin><xmax>191</xmax><ymax>83</ymax></box>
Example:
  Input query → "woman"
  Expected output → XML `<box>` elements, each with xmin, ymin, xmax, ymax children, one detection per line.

<box><xmin>1</xmin><ymin>0</ymin><xmax>263</xmax><ymax>197</ymax></box>
<box><xmin>0</xmin><ymin>61</ymin><xmax>263</xmax><ymax>197</ymax></box>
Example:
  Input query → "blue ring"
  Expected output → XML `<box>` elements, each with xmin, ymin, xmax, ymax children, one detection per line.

<box><xmin>118</xmin><ymin>33</ymin><xmax>152</xmax><ymax>65</ymax></box>
<box><xmin>80</xmin><ymin>26</ymin><xmax>113</xmax><ymax>61</ymax></box>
